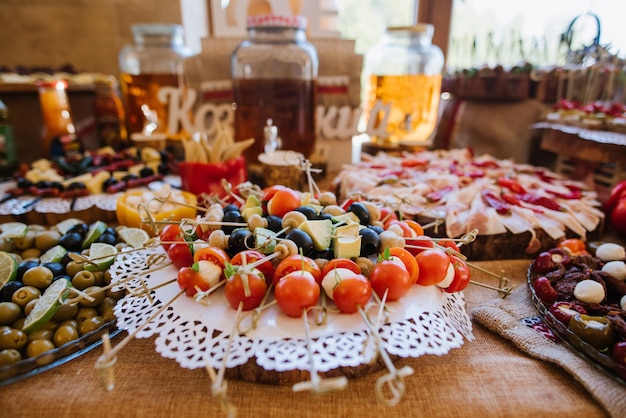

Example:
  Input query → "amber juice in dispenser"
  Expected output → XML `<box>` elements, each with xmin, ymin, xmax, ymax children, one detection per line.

<box><xmin>363</xmin><ymin>24</ymin><xmax>444</xmax><ymax>145</ymax></box>
<box><xmin>119</xmin><ymin>24</ymin><xmax>195</xmax><ymax>140</ymax></box>
<box><xmin>232</xmin><ymin>14</ymin><xmax>318</xmax><ymax>164</ymax></box>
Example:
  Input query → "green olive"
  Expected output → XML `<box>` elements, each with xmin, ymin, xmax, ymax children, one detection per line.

<box><xmin>102</xmin><ymin>269</ymin><xmax>113</xmax><ymax>285</ymax></box>
<box><xmin>13</xmin><ymin>230</ymin><xmax>36</xmax><ymax>251</ymax></box>
<box><xmin>0</xmin><ymin>238</ymin><xmax>13</xmax><ymax>253</ymax></box>
<box><xmin>35</xmin><ymin>230</ymin><xmax>61</xmax><ymax>251</ymax></box>
<box><xmin>75</xmin><ymin>307</ymin><xmax>98</xmax><ymax>323</ymax></box>
<box><xmin>106</xmin><ymin>286</ymin><xmax>125</xmax><ymax>300</ymax></box>
<box><xmin>23</xmin><ymin>298</ymin><xmax>38</xmax><ymax>316</ymax></box>
<box><xmin>28</xmin><ymin>329</ymin><xmax>54</xmax><ymax>342</ymax></box>
<box><xmin>20</xmin><ymin>248</ymin><xmax>42</xmax><ymax>260</ymax></box>
<box><xmin>72</xmin><ymin>270</ymin><xmax>96</xmax><ymax>290</ymax></box>
<box><xmin>78</xmin><ymin>316</ymin><xmax>106</xmax><ymax>336</ymax></box>
<box><xmin>40</xmin><ymin>320</ymin><xmax>58</xmax><ymax>331</ymax></box>
<box><xmin>53</xmin><ymin>324</ymin><xmax>79</xmax><ymax>347</ymax></box>
<box><xmin>11</xmin><ymin>286</ymin><xmax>41</xmax><ymax>307</ymax></box>
<box><xmin>0</xmin><ymin>348</ymin><xmax>22</xmax><ymax>367</ymax></box>
<box><xmin>12</xmin><ymin>317</ymin><xmax>25</xmax><ymax>330</ymax></box>
<box><xmin>58</xmin><ymin>319</ymin><xmax>78</xmax><ymax>330</ymax></box>
<box><xmin>51</xmin><ymin>302</ymin><xmax>79</xmax><ymax>322</ymax></box>
<box><xmin>22</xmin><ymin>265</ymin><xmax>54</xmax><ymax>289</ymax></box>
<box><xmin>0</xmin><ymin>326</ymin><xmax>28</xmax><ymax>350</ymax></box>
<box><xmin>65</xmin><ymin>261</ymin><xmax>84</xmax><ymax>279</ymax></box>
<box><xmin>79</xmin><ymin>286</ymin><xmax>105</xmax><ymax>308</ymax></box>
<box><xmin>0</xmin><ymin>302</ymin><xmax>22</xmax><ymax>325</ymax></box>
<box><xmin>26</xmin><ymin>338</ymin><xmax>55</xmax><ymax>358</ymax></box>
<box><xmin>91</xmin><ymin>271</ymin><xmax>105</xmax><ymax>286</ymax></box>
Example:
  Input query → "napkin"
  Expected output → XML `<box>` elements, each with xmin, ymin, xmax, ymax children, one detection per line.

<box><xmin>472</xmin><ymin>286</ymin><xmax>626</xmax><ymax>418</ymax></box>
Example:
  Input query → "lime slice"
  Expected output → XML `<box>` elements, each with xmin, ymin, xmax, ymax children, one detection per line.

<box><xmin>40</xmin><ymin>245</ymin><xmax>67</xmax><ymax>264</ymax></box>
<box><xmin>84</xmin><ymin>243</ymin><xmax>119</xmax><ymax>272</ymax></box>
<box><xmin>0</xmin><ymin>222</ymin><xmax>28</xmax><ymax>239</ymax></box>
<box><xmin>117</xmin><ymin>227</ymin><xmax>149</xmax><ymax>249</ymax></box>
<box><xmin>54</xmin><ymin>218</ymin><xmax>83</xmax><ymax>235</ymax></box>
<box><xmin>0</xmin><ymin>251</ymin><xmax>18</xmax><ymax>288</ymax></box>
<box><xmin>22</xmin><ymin>278</ymin><xmax>72</xmax><ymax>333</ymax></box>
<box><xmin>82</xmin><ymin>221</ymin><xmax>107</xmax><ymax>249</ymax></box>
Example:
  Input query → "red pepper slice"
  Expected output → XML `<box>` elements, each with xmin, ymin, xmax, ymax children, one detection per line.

<box><xmin>605</xmin><ymin>180</ymin><xmax>626</xmax><ymax>213</ymax></box>
<box><xmin>481</xmin><ymin>190</ymin><xmax>511</xmax><ymax>214</ymax></box>
<box><xmin>498</xmin><ymin>177</ymin><xmax>527</xmax><ymax>194</ymax></box>
<box><xmin>400</xmin><ymin>158</ymin><xmax>427</xmax><ymax>168</ymax></box>
<box><xmin>426</xmin><ymin>185</ymin><xmax>454</xmax><ymax>202</ymax></box>
<box><xmin>518</xmin><ymin>194</ymin><xmax>562</xmax><ymax>211</ymax></box>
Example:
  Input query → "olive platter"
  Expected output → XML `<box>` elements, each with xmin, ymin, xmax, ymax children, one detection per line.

<box><xmin>527</xmin><ymin>246</ymin><xmax>626</xmax><ymax>386</ymax></box>
<box><xmin>0</xmin><ymin>219</ymin><xmax>127</xmax><ymax>385</ymax></box>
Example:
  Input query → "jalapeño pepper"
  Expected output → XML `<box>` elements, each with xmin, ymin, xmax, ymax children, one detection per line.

<box><xmin>568</xmin><ymin>313</ymin><xmax>615</xmax><ymax>351</ymax></box>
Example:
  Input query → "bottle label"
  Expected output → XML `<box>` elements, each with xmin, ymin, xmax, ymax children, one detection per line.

<box><xmin>0</xmin><ymin>125</ymin><xmax>18</xmax><ymax>169</ymax></box>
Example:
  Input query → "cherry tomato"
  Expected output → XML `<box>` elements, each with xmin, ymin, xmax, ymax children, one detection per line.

<box><xmin>405</xmin><ymin>235</ymin><xmax>434</xmax><ymax>256</ymax></box>
<box><xmin>224</xmin><ymin>268</ymin><xmax>268</xmax><ymax>311</ymax></box>
<box><xmin>274</xmin><ymin>254</ymin><xmax>322</xmax><ymax>285</ymax></box>
<box><xmin>388</xmin><ymin>247</ymin><xmax>419</xmax><ymax>284</ymax></box>
<box><xmin>405</xmin><ymin>220</ymin><xmax>424</xmax><ymax>236</ymax></box>
<box><xmin>159</xmin><ymin>223</ymin><xmax>182</xmax><ymax>251</ymax></box>
<box><xmin>193</xmin><ymin>246</ymin><xmax>230</xmax><ymax>269</ymax></box>
<box><xmin>444</xmin><ymin>256</ymin><xmax>471</xmax><ymax>293</ymax></box>
<box><xmin>266</xmin><ymin>188</ymin><xmax>301</xmax><ymax>218</ymax></box>
<box><xmin>332</xmin><ymin>275</ymin><xmax>371</xmax><ymax>314</ymax></box>
<box><xmin>321</xmin><ymin>258</ymin><xmax>361</xmax><ymax>277</ymax></box>
<box><xmin>557</xmin><ymin>238</ymin><xmax>587</xmax><ymax>255</ymax></box>
<box><xmin>384</xmin><ymin>219</ymin><xmax>415</xmax><ymax>238</ymax></box>
<box><xmin>369</xmin><ymin>260</ymin><xmax>412</xmax><ymax>301</ymax></box>
<box><xmin>176</xmin><ymin>262</ymin><xmax>220</xmax><ymax>297</ymax></box>
<box><xmin>231</xmin><ymin>250</ymin><xmax>275</xmax><ymax>285</ymax></box>
<box><xmin>414</xmin><ymin>249</ymin><xmax>451</xmax><ymax>286</ymax></box>
<box><xmin>274</xmin><ymin>270</ymin><xmax>320</xmax><ymax>317</ymax></box>
<box><xmin>438</xmin><ymin>239</ymin><xmax>460</xmax><ymax>253</ymax></box>
<box><xmin>168</xmin><ymin>242</ymin><xmax>194</xmax><ymax>269</ymax></box>
<box><xmin>262</xmin><ymin>184</ymin><xmax>287</xmax><ymax>202</ymax></box>
<box><xmin>379</xmin><ymin>206</ymin><xmax>398</xmax><ymax>225</ymax></box>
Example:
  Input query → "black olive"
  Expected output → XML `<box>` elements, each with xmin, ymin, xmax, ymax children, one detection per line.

<box><xmin>359</xmin><ymin>227</ymin><xmax>380</xmax><ymax>256</ymax></box>
<box><xmin>103</xmin><ymin>227</ymin><xmax>117</xmax><ymax>237</ymax></box>
<box><xmin>285</xmin><ymin>229</ymin><xmax>314</xmax><ymax>256</ymax></box>
<box><xmin>66</xmin><ymin>182</ymin><xmax>86</xmax><ymax>191</ymax></box>
<box><xmin>49</xmin><ymin>181</ymin><xmax>65</xmax><ymax>191</ymax></box>
<box><xmin>317</xmin><ymin>213</ymin><xmax>333</xmax><ymax>222</ymax></box>
<box><xmin>222</xmin><ymin>204</ymin><xmax>240</xmax><ymax>214</ymax></box>
<box><xmin>96</xmin><ymin>232</ymin><xmax>118</xmax><ymax>246</ymax></box>
<box><xmin>222</xmin><ymin>210</ymin><xmax>244</xmax><ymax>235</ymax></box>
<box><xmin>0</xmin><ymin>281</ymin><xmax>24</xmax><ymax>302</ymax></box>
<box><xmin>67</xmin><ymin>223</ymin><xmax>88</xmax><ymax>237</ymax></box>
<box><xmin>265</xmin><ymin>215</ymin><xmax>283</xmax><ymax>232</ymax></box>
<box><xmin>35</xmin><ymin>180</ymin><xmax>51</xmax><ymax>189</ymax></box>
<box><xmin>61</xmin><ymin>251</ymin><xmax>78</xmax><ymax>266</ymax></box>
<box><xmin>16</xmin><ymin>260</ymin><xmax>39</xmax><ymax>280</ymax></box>
<box><xmin>59</xmin><ymin>232</ymin><xmax>83</xmax><ymax>252</ymax></box>
<box><xmin>121</xmin><ymin>173</ymin><xmax>139</xmax><ymax>182</ymax></box>
<box><xmin>295</xmin><ymin>206</ymin><xmax>318</xmax><ymax>220</ymax></box>
<box><xmin>369</xmin><ymin>225</ymin><xmax>384</xmax><ymax>235</ymax></box>
<box><xmin>102</xmin><ymin>177</ymin><xmax>118</xmax><ymax>191</ymax></box>
<box><xmin>43</xmin><ymin>261</ymin><xmax>65</xmax><ymax>277</ymax></box>
<box><xmin>348</xmin><ymin>202</ymin><xmax>370</xmax><ymax>225</ymax></box>
<box><xmin>16</xmin><ymin>177</ymin><xmax>32</xmax><ymax>189</ymax></box>
<box><xmin>139</xmin><ymin>166</ymin><xmax>155</xmax><ymax>177</ymax></box>
<box><xmin>52</xmin><ymin>274</ymin><xmax>71</xmax><ymax>283</ymax></box>
<box><xmin>312</xmin><ymin>249</ymin><xmax>334</xmax><ymax>260</ymax></box>
<box><xmin>227</xmin><ymin>229</ymin><xmax>253</xmax><ymax>255</ymax></box>
<box><xmin>157</xmin><ymin>163</ymin><xmax>169</xmax><ymax>175</ymax></box>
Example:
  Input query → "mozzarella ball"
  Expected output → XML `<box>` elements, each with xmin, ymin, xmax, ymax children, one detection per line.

<box><xmin>595</xmin><ymin>243</ymin><xmax>625</xmax><ymax>262</ymax></box>
<box><xmin>573</xmin><ymin>280</ymin><xmax>605</xmax><ymax>304</ymax></box>
<box><xmin>602</xmin><ymin>261</ymin><xmax>626</xmax><ymax>281</ymax></box>
<box><xmin>621</xmin><ymin>295</ymin><xmax>626</xmax><ymax>311</ymax></box>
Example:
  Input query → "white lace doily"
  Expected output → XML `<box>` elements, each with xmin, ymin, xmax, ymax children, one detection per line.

<box><xmin>111</xmin><ymin>245</ymin><xmax>473</xmax><ymax>374</ymax></box>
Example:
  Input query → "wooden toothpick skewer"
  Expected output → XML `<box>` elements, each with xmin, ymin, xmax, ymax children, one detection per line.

<box><xmin>292</xmin><ymin>306</ymin><xmax>348</xmax><ymax>394</ymax></box>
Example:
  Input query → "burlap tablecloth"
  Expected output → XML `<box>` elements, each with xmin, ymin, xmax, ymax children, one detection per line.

<box><xmin>0</xmin><ymin>260</ymin><xmax>613</xmax><ymax>417</ymax></box>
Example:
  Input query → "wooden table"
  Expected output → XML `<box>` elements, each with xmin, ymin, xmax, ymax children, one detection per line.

<box><xmin>0</xmin><ymin>259</ymin><xmax>610</xmax><ymax>418</ymax></box>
